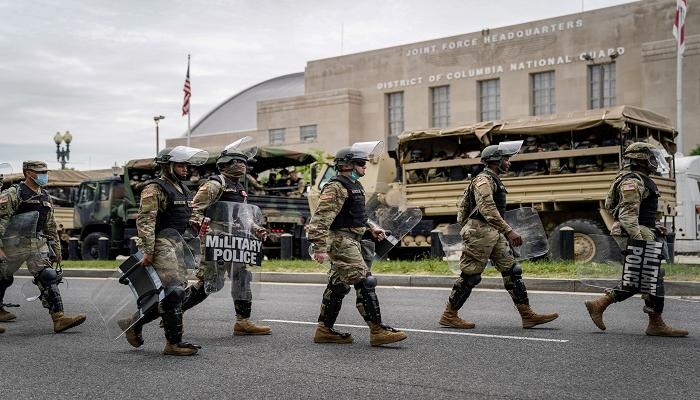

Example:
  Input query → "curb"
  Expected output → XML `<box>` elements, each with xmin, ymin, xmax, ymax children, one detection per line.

<box><xmin>15</xmin><ymin>269</ymin><xmax>700</xmax><ymax>296</ymax></box>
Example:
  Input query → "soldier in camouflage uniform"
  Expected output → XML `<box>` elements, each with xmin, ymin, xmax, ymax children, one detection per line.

<box><xmin>439</xmin><ymin>143</ymin><xmax>559</xmax><ymax>329</ymax></box>
<box><xmin>0</xmin><ymin>164</ymin><xmax>9</xmax><ymax>334</ymax></box>
<box><xmin>0</xmin><ymin>161</ymin><xmax>86</xmax><ymax>333</ymax></box>
<box><xmin>309</xmin><ymin>141</ymin><xmax>407</xmax><ymax>346</ymax></box>
<box><xmin>406</xmin><ymin>149</ymin><xmax>427</xmax><ymax>184</ymax></box>
<box><xmin>184</xmin><ymin>139</ymin><xmax>271</xmax><ymax>336</ymax></box>
<box><xmin>120</xmin><ymin>146</ymin><xmax>208</xmax><ymax>356</ymax></box>
<box><xmin>585</xmin><ymin>142</ymin><xmax>687</xmax><ymax>337</ymax></box>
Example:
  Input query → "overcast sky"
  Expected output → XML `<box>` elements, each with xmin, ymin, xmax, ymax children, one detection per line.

<box><xmin>0</xmin><ymin>0</ymin><xmax>636</xmax><ymax>171</ymax></box>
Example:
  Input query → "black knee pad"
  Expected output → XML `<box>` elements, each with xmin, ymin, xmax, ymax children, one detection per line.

<box><xmin>460</xmin><ymin>272</ymin><xmax>482</xmax><ymax>288</ymax></box>
<box><xmin>364</xmin><ymin>274</ymin><xmax>378</xmax><ymax>289</ymax></box>
<box><xmin>37</xmin><ymin>268</ymin><xmax>60</xmax><ymax>286</ymax></box>
<box><xmin>354</xmin><ymin>278</ymin><xmax>381</xmax><ymax>324</ymax></box>
<box><xmin>162</xmin><ymin>286</ymin><xmax>186</xmax><ymax>308</ymax></box>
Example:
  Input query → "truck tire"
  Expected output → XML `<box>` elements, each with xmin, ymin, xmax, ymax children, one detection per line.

<box><xmin>81</xmin><ymin>232</ymin><xmax>106</xmax><ymax>260</ymax></box>
<box><xmin>548</xmin><ymin>219</ymin><xmax>613</xmax><ymax>263</ymax></box>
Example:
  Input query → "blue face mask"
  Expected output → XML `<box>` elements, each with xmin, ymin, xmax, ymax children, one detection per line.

<box><xmin>350</xmin><ymin>171</ymin><xmax>361</xmax><ymax>181</ymax></box>
<box><xmin>34</xmin><ymin>173</ymin><xmax>49</xmax><ymax>187</ymax></box>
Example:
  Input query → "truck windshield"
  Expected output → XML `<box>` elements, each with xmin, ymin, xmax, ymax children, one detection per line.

<box><xmin>317</xmin><ymin>166</ymin><xmax>337</xmax><ymax>190</ymax></box>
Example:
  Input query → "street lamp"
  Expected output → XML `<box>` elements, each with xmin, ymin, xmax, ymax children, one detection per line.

<box><xmin>53</xmin><ymin>130</ymin><xmax>72</xmax><ymax>170</ymax></box>
<box><xmin>154</xmin><ymin>115</ymin><xmax>165</xmax><ymax>154</ymax></box>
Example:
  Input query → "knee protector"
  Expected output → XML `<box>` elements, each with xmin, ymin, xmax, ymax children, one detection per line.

<box><xmin>449</xmin><ymin>273</ymin><xmax>481</xmax><ymax>310</ymax></box>
<box><xmin>37</xmin><ymin>268</ymin><xmax>60</xmax><ymax>286</ymax></box>
<box><xmin>365</xmin><ymin>273</ymin><xmax>378</xmax><ymax>289</ymax></box>
<box><xmin>501</xmin><ymin>263</ymin><xmax>528</xmax><ymax>305</ymax></box>
<box><xmin>36</xmin><ymin>268</ymin><xmax>63</xmax><ymax>313</ymax></box>
<box><xmin>319</xmin><ymin>283</ymin><xmax>350</xmax><ymax>327</ymax></box>
<box><xmin>161</xmin><ymin>286</ymin><xmax>186</xmax><ymax>309</ymax></box>
<box><xmin>354</xmin><ymin>279</ymin><xmax>381</xmax><ymax>324</ymax></box>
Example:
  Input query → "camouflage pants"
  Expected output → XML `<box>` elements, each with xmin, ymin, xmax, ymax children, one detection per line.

<box><xmin>459</xmin><ymin>219</ymin><xmax>515</xmax><ymax>274</ymax></box>
<box><xmin>152</xmin><ymin>237</ymin><xmax>188</xmax><ymax>288</ymax></box>
<box><xmin>195</xmin><ymin>261</ymin><xmax>253</xmax><ymax>300</ymax></box>
<box><xmin>0</xmin><ymin>240</ymin><xmax>51</xmax><ymax>279</ymax></box>
<box><xmin>328</xmin><ymin>232</ymin><xmax>368</xmax><ymax>286</ymax></box>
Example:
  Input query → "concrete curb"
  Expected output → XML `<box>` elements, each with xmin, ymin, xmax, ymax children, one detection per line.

<box><xmin>15</xmin><ymin>269</ymin><xmax>700</xmax><ymax>296</ymax></box>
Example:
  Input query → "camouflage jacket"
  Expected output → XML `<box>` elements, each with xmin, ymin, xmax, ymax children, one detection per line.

<box><xmin>606</xmin><ymin>171</ymin><xmax>656</xmax><ymax>239</ymax></box>
<box><xmin>307</xmin><ymin>179</ymin><xmax>367</xmax><ymax>253</ymax></box>
<box><xmin>0</xmin><ymin>184</ymin><xmax>60</xmax><ymax>254</ymax></box>
<box><xmin>190</xmin><ymin>178</ymin><xmax>263</xmax><ymax>233</ymax></box>
<box><xmin>457</xmin><ymin>171</ymin><xmax>512</xmax><ymax>234</ymax></box>
<box><xmin>136</xmin><ymin>177</ymin><xmax>183</xmax><ymax>255</ymax></box>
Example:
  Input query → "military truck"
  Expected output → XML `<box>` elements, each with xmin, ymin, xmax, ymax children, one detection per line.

<box><xmin>71</xmin><ymin>147</ymin><xmax>317</xmax><ymax>259</ymax></box>
<box><xmin>310</xmin><ymin>105</ymin><xmax>678</xmax><ymax>262</ymax></box>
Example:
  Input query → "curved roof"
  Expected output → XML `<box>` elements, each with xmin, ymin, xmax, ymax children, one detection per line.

<box><xmin>189</xmin><ymin>72</ymin><xmax>304</xmax><ymax>136</ymax></box>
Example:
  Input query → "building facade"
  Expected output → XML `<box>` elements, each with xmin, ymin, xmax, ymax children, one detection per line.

<box><xmin>168</xmin><ymin>0</ymin><xmax>700</xmax><ymax>155</ymax></box>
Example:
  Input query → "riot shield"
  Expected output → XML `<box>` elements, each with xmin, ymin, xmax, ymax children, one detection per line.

<box><xmin>202</xmin><ymin>201</ymin><xmax>264</xmax><ymax>300</ymax></box>
<box><xmin>93</xmin><ymin>228</ymin><xmax>199</xmax><ymax>341</ymax></box>
<box><xmin>503</xmin><ymin>207</ymin><xmax>549</xmax><ymax>260</ymax></box>
<box><xmin>365</xmin><ymin>193</ymin><xmax>423</xmax><ymax>260</ymax></box>
<box><xmin>0</xmin><ymin>163</ymin><xmax>12</xmax><ymax>180</ymax></box>
<box><xmin>576</xmin><ymin>235</ymin><xmax>700</xmax><ymax>303</ymax></box>
<box><xmin>1</xmin><ymin>211</ymin><xmax>41</xmax><ymax>260</ymax></box>
<box><xmin>437</xmin><ymin>224</ymin><xmax>463</xmax><ymax>274</ymax></box>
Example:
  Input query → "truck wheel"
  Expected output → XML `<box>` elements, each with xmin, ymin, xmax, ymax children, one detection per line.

<box><xmin>81</xmin><ymin>232</ymin><xmax>106</xmax><ymax>260</ymax></box>
<box><xmin>548</xmin><ymin>219</ymin><xmax>611</xmax><ymax>263</ymax></box>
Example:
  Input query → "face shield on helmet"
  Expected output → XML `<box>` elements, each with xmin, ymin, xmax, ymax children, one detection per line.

<box><xmin>167</xmin><ymin>146</ymin><xmax>210</xmax><ymax>166</ymax></box>
<box><xmin>496</xmin><ymin>140</ymin><xmax>523</xmax><ymax>157</ymax></box>
<box><xmin>349</xmin><ymin>141</ymin><xmax>384</xmax><ymax>162</ymax></box>
<box><xmin>650</xmin><ymin>148</ymin><xmax>670</xmax><ymax>174</ymax></box>
<box><xmin>221</xmin><ymin>136</ymin><xmax>258</xmax><ymax>160</ymax></box>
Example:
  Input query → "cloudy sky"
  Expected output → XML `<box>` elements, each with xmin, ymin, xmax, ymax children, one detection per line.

<box><xmin>0</xmin><ymin>0</ymin><xmax>636</xmax><ymax>171</ymax></box>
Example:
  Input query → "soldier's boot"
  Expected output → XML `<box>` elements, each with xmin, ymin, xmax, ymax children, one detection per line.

<box><xmin>313</xmin><ymin>322</ymin><xmax>353</xmax><ymax>344</ymax></box>
<box><xmin>645</xmin><ymin>312</ymin><xmax>688</xmax><ymax>337</ymax></box>
<box><xmin>233</xmin><ymin>317</ymin><xmax>272</xmax><ymax>336</ymax></box>
<box><xmin>369</xmin><ymin>322</ymin><xmax>407</xmax><ymax>347</ymax></box>
<box><xmin>232</xmin><ymin>299</ymin><xmax>271</xmax><ymax>335</ymax></box>
<box><xmin>117</xmin><ymin>316</ymin><xmax>144</xmax><ymax>348</ymax></box>
<box><xmin>0</xmin><ymin>325</ymin><xmax>5</xmax><ymax>333</ymax></box>
<box><xmin>439</xmin><ymin>303</ymin><xmax>475</xmax><ymax>329</ymax></box>
<box><xmin>0</xmin><ymin>307</ymin><xmax>17</xmax><ymax>322</ymax></box>
<box><xmin>584</xmin><ymin>294</ymin><xmax>614</xmax><ymax>331</ymax></box>
<box><xmin>515</xmin><ymin>305</ymin><xmax>559</xmax><ymax>329</ymax></box>
<box><xmin>51</xmin><ymin>312</ymin><xmax>87</xmax><ymax>333</ymax></box>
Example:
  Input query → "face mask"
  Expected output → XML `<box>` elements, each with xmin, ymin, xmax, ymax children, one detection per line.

<box><xmin>33</xmin><ymin>173</ymin><xmax>49</xmax><ymax>187</ymax></box>
<box><xmin>350</xmin><ymin>171</ymin><xmax>361</xmax><ymax>180</ymax></box>
<box><xmin>222</xmin><ymin>163</ymin><xmax>245</xmax><ymax>178</ymax></box>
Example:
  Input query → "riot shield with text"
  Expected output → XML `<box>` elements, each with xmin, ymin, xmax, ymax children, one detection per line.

<box><xmin>92</xmin><ymin>228</ymin><xmax>199</xmax><ymax>341</ymax></box>
<box><xmin>365</xmin><ymin>193</ymin><xmax>423</xmax><ymax>260</ymax></box>
<box><xmin>202</xmin><ymin>201</ymin><xmax>264</xmax><ymax>300</ymax></box>
<box><xmin>576</xmin><ymin>235</ymin><xmax>700</xmax><ymax>303</ymax></box>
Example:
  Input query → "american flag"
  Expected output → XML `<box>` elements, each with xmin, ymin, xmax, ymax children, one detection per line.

<box><xmin>673</xmin><ymin>0</ymin><xmax>688</xmax><ymax>54</ymax></box>
<box><xmin>182</xmin><ymin>55</ymin><xmax>191</xmax><ymax>116</ymax></box>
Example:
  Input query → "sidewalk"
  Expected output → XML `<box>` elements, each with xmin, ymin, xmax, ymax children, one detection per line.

<box><xmin>15</xmin><ymin>269</ymin><xmax>700</xmax><ymax>296</ymax></box>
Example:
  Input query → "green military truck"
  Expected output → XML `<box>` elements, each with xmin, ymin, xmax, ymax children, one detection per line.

<box><xmin>69</xmin><ymin>147</ymin><xmax>317</xmax><ymax>259</ymax></box>
<box><xmin>310</xmin><ymin>105</ymin><xmax>678</xmax><ymax>262</ymax></box>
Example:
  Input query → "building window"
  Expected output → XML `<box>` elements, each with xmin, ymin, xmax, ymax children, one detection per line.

<box><xmin>479</xmin><ymin>79</ymin><xmax>501</xmax><ymax>121</ymax></box>
<box><xmin>387</xmin><ymin>92</ymin><xmax>404</xmax><ymax>136</ymax></box>
<box><xmin>431</xmin><ymin>86</ymin><xmax>450</xmax><ymax>127</ymax></box>
<box><xmin>531</xmin><ymin>71</ymin><xmax>556</xmax><ymax>116</ymax></box>
<box><xmin>589</xmin><ymin>62</ymin><xmax>616</xmax><ymax>109</ymax></box>
<box><xmin>300</xmin><ymin>125</ymin><xmax>317</xmax><ymax>143</ymax></box>
<box><xmin>269</xmin><ymin>128</ymin><xmax>285</xmax><ymax>145</ymax></box>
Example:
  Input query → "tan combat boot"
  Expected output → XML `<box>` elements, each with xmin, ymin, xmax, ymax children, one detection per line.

<box><xmin>51</xmin><ymin>312</ymin><xmax>87</xmax><ymax>333</ymax></box>
<box><xmin>645</xmin><ymin>312</ymin><xmax>688</xmax><ymax>337</ymax></box>
<box><xmin>0</xmin><ymin>325</ymin><xmax>5</xmax><ymax>333</ymax></box>
<box><xmin>117</xmin><ymin>317</ymin><xmax>144</xmax><ymax>348</ymax></box>
<box><xmin>163</xmin><ymin>342</ymin><xmax>199</xmax><ymax>356</ymax></box>
<box><xmin>369</xmin><ymin>323</ymin><xmax>407</xmax><ymax>346</ymax></box>
<box><xmin>233</xmin><ymin>318</ymin><xmax>272</xmax><ymax>336</ymax></box>
<box><xmin>439</xmin><ymin>303</ymin><xmax>475</xmax><ymax>329</ymax></box>
<box><xmin>584</xmin><ymin>295</ymin><xmax>614</xmax><ymax>331</ymax></box>
<box><xmin>314</xmin><ymin>323</ymin><xmax>353</xmax><ymax>344</ymax></box>
<box><xmin>515</xmin><ymin>304</ymin><xmax>559</xmax><ymax>328</ymax></box>
<box><xmin>0</xmin><ymin>308</ymin><xmax>16</xmax><ymax>322</ymax></box>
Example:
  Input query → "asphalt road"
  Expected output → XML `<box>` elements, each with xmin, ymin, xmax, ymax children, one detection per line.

<box><xmin>1</xmin><ymin>276</ymin><xmax>698</xmax><ymax>400</ymax></box>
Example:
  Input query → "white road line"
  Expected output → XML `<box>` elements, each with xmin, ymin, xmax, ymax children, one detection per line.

<box><xmin>262</xmin><ymin>319</ymin><xmax>569</xmax><ymax>343</ymax></box>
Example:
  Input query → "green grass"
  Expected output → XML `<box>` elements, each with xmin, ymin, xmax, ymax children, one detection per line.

<box><xmin>59</xmin><ymin>258</ymin><xmax>700</xmax><ymax>281</ymax></box>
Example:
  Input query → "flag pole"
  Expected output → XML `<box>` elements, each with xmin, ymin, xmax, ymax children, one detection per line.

<box><xmin>676</xmin><ymin>43</ymin><xmax>683</xmax><ymax>156</ymax></box>
<box><xmin>187</xmin><ymin>54</ymin><xmax>191</xmax><ymax>147</ymax></box>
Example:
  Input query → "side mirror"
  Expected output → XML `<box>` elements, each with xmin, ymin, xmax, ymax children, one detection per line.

<box><xmin>311</xmin><ymin>164</ymin><xmax>318</xmax><ymax>185</ymax></box>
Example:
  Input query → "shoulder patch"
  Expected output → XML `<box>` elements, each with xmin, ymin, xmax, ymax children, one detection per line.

<box><xmin>0</xmin><ymin>195</ymin><xmax>8</xmax><ymax>204</ymax></box>
<box><xmin>621</xmin><ymin>183</ymin><xmax>636</xmax><ymax>191</ymax></box>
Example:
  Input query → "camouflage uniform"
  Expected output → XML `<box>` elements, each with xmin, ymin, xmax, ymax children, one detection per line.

<box><xmin>585</xmin><ymin>142</ymin><xmax>686</xmax><ymax>336</ymax></box>
<box><xmin>0</xmin><ymin>161</ymin><xmax>85</xmax><ymax>332</ymax></box>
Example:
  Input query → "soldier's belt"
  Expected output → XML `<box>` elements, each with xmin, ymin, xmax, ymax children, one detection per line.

<box><xmin>332</xmin><ymin>230</ymin><xmax>363</xmax><ymax>242</ymax></box>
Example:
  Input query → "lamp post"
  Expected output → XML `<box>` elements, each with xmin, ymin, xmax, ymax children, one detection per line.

<box><xmin>153</xmin><ymin>115</ymin><xmax>165</xmax><ymax>154</ymax></box>
<box><xmin>53</xmin><ymin>130</ymin><xmax>72</xmax><ymax>170</ymax></box>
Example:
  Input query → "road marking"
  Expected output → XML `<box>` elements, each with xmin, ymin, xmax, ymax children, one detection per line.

<box><xmin>262</xmin><ymin>319</ymin><xmax>569</xmax><ymax>343</ymax></box>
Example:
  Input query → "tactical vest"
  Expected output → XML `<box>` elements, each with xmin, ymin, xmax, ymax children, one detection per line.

<box><xmin>151</xmin><ymin>178</ymin><xmax>192</xmax><ymax>234</ymax></box>
<box><xmin>328</xmin><ymin>175</ymin><xmax>366</xmax><ymax>229</ymax></box>
<box><xmin>15</xmin><ymin>183</ymin><xmax>51</xmax><ymax>232</ymax></box>
<box><xmin>468</xmin><ymin>170</ymin><xmax>507</xmax><ymax>221</ymax></box>
<box><xmin>608</xmin><ymin>172</ymin><xmax>659</xmax><ymax>229</ymax></box>
<box><xmin>210</xmin><ymin>175</ymin><xmax>246</xmax><ymax>203</ymax></box>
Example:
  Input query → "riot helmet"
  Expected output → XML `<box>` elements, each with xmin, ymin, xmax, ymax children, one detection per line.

<box><xmin>217</xmin><ymin>136</ymin><xmax>257</xmax><ymax>179</ymax></box>
<box><xmin>623</xmin><ymin>142</ymin><xmax>669</xmax><ymax>174</ymax></box>
<box><xmin>154</xmin><ymin>146</ymin><xmax>209</xmax><ymax>181</ymax></box>
<box><xmin>480</xmin><ymin>140</ymin><xmax>523</xmax><ymax>173</ymax></box>
<box><xmin>334</xmin><ymin>141</ymin><xmax>384</xmax><ymax>172</ymax></box>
